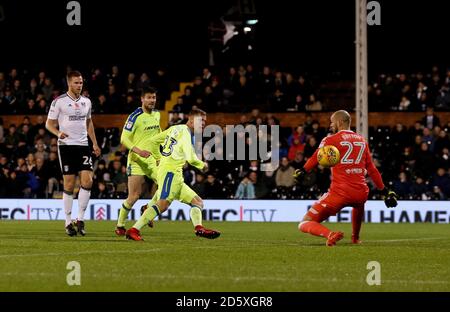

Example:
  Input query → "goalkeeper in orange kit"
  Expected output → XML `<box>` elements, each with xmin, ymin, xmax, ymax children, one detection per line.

<box><xmin>293</xmin><ymin>110</ymin><xmax>398</xmax><ymax>246</ymax></box>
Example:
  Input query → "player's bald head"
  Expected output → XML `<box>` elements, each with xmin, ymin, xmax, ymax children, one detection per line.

<box><xmin>332</xmin><ymin>110</ymin><xmax>351</xmax><ymax>126</ymax></box>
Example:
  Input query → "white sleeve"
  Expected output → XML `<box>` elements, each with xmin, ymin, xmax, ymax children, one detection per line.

<box><xmin>87</xmin><ymin>100</ymin><xmax>92</xmax><ymax>119</ymax></box>
<box><xmin>47</xmin><ymin>99</ymin><xmax>60</xmax><ymax>120</ymax></box>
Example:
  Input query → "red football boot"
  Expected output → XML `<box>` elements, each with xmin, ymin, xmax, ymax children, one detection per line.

<box><xmin>351</xmin><ymin>234</ymin><xmax>362</xmax><ymax>244</ymax></box>
<box><xmin>195</xmin><ymin>225</ymin><xmax>221</xmax><ymax>239</ymax></box>
<box><xmin>126</xmin><ymin>227</ymin><xmax>144</xmax><ymax>241</ymax></box>
<box><xmin>326</xmin><ymin>231</ymin><xmax>344</xmax><ymax>247</ymax></box>
<box><xmin>115</xmin><ymin>226</ymin><xmax>126</xmax><ymax>236</ymax></box>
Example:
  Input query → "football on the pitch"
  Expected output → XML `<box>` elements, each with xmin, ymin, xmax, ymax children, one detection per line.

<box><xmin>317</xmin><ymin>145</ymin><xmax>340</xmax><ymax>167</ymax></box>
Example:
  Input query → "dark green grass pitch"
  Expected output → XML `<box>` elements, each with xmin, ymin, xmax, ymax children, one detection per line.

<box><xmin>0</xmin><ymin>221</ymin><xmax>449</xmax><ymax>291</ymax></box>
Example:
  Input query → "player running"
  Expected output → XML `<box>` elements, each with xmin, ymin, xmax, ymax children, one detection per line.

<box><xmin>115</xmin><ymin>87</ymin><xmax>160</xmax><ymax>236</ymax></box>
<box><xmin>293</xmin><ymin>110</ymin><xmax>398</xmax><ymax>246</ymax></box>
<box><xmin>126</xmin><ymin>109</ymin><xmax>221</xmax><ymax>241</ymax></box>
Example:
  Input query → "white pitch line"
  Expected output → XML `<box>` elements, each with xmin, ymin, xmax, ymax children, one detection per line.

<box><xmin>369</xmin><ymin>237</ymin><xmax>449</xmax><ymax>243</ymax></box>
<box><xmin>0</xmin><ymin>248</ymin><xmax>164</xmax><ymax>258</ymax></box>
<box><xmin>2</xmin><ymin>272</ymin><xmax>449</xmax><ymax>286</ymax></box>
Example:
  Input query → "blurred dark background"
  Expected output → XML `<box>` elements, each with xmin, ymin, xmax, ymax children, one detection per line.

<box><xmin>0</xmin><ymin>0</ymin><xmax>449</xmax><ymax>79</ymax></box>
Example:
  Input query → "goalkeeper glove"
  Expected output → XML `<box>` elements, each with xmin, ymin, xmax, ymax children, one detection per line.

<box><xmin>381</xmin><ymin>188</ymin><xmax>398</xmax><ymax>208</ymax></box>
<box><xmin>293</xmin><ymin>168</ymin><xmax>306</xmax><ymax>184</ymax></box>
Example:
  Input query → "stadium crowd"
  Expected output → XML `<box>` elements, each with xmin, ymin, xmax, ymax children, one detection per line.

<box><xmin>0</xmin><ymin>65</ymin><xmax>449</xmax><ymax>200</ymax></box>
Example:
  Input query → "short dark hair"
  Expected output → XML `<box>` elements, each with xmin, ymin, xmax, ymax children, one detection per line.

<box><xmin>141</xmin><ymin>87</ymin><xmax>157</xmax><ymax>97</ymax></box>
<box><xmin>189</xmin><ymin>108</ymin><xmax>207</xmax><ymax>116</ymax></box>
<box><xmin>67</xmin><ymin>71</ymin><xmax>82</xmax><ymax>81</ymax></box>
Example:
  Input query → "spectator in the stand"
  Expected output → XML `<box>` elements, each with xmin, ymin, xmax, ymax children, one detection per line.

<box><xmin>409</xmin><ymin>121</ymin><xmax>423</xmax><ymax>138</ymax></box>
<box><xmin>399</xmin><ymin>96</ymin><xmax>411</xmax><ymax>111</ymax></box>
<box><xmin>422</xmin><ymin>127</ymin><xmax>435</xmax><ymax>152</ymax></box>
<box><xmin>153</xmin><ymin>68</ymin><xmax>170</xmax><ymax>107</ymax></box>
<box><xmin>92</xmin><ymin>181</ymin><xmax>113</xmax><ymax>199</ymax></box>
<box><xmin>281</xmin><ymin>73</ymin><xmax>294</xmax><ymax>105</ymax></box>
<box><xmin>34</xmin><ymin>128</ymin><xmax>51</xmax><ymax>147</ymax></box>
<box><xmin>369</xmin><ymin>88</ymin><xmax>386</xmax><ymax>111</ymax></box>
<box><xmin>181</xmin><ymin>86</ymin><xmax>195</xmax><ymax>112</ymax></box>
<box><xmin>415</xmin><ymin>81</ymin><xmax>428</xmax><ymax>103</ymax></box>
<box><xmin>89</xmin><ymin>68</ymin><xmax>107</xmax><ymax>98</ymax></box>
<box><xmin>124</xmin><ymin>94</ymin><xmax>139</xmax><ymax>113</ymax></box>
<box><xmin>431</xmin><ymin>185</ymin><xmax>446</xmax><ymax>200</ymax></box>
<box><xmin>259</xmin><ymin>66</ymin><xmax>275</xmax><ymax>96</ymax></box>
<box><xmin>202</xmin><ymin>85</ymin><xmax>218</xmax><ymax>112</ymax></box>
<box><xmin>305</xmin><ymin>94</ymin><xmax>322</xmax><ymax>111</ymax></box>
<box><xmin>137</xmin><ymin>73</ymin><xmax>151</xmax><ymax>92</ymax></box>
<box><xmin>4</xmin><ymin>124</ymin><xmax>20</xmax><ymax>156</ymax></box>
<box><xmin>414</xmin><ymin>142</ymin><xmax>436</xmax><ymax>178</ymax></box>
<box><xmin>268</xmin><ymin>89</ymin><xmax>286</xmax><ymax>112</ymax></box>
<box><xmin>95</xmin><ymin>94</ymin><xmax>108</xmax><ymax>113</ymax></box>
<box><xmin>391</xmin><ymin>123</ymin><xmax>410</xmax><ymax>151</ymax></box>
<box><xmin>1</xmin><ymin>88</ymin><xmax>18</xmax><ymax>114</ymax></box>
<box><xmin>297</xmin><ymin>75</ymin><xmax>311</xmax><ymax>100</ymax></box>
<box><xmin>248</xmin><ymin>108</ymin><xmax>261</xmax><ymax>125</ymax></box>
<box><xmin>5</xmin><ymin>171</ymin><xmax>23</xmax><ymax>198</ymax></box>
<box><xmin>112</xmin><ymin>164</ymin><xmax>128</xmax><ymax>194</ymax></box>
<box><xmin>202</xmin><ymin>67</ymin><xmax>212</xmax><ymax>86</ymax></box>
<box><xmin>107</xmin><ymin>84</ymin><xmax>122</xmax><ymax>113</ymax></box>
<box><xmin>290</xmin><ymin>151</ymin><xmax>306</xmax><ymax>170</ymax></box>
<box><xmin>172</xmin><ymin>97</ymin><xmax>184</xmax><ymax>113</ymax></box>
<box><xmin>47</xmin><ymin>151</ymin><xmax>62</xmax><ymax>196</ymax></box>
<box><xmin>234</xmin><ymin>76</ymin><xmax>254</xmax><ymax>111</ymax></box>
<box><xmin>191</xmin><ymin>76</ymin><xmax>204</xmax><ymax>100</ymax></box>
<box><xmin>417</xmin><ymin>93</ymin><xmax>430</xmax><ymax>111</ymax></box>
<box><xmin>19</xmin><ymin>124</ymin><xmax>33</xmax><ymax>147</ymax></box>
<box><xmin>94</xmin><ymin>159</ymin><xmax>108</xmax><ymax>183</ymax></box>
<box><xmin>410</xmin><ymin>176</ymin><xmax>428</xmax><ymax>200</ymax></box>
<box><xmin>435</xmin><ymin>84</ymin><xmax>450</xmax><ymax>110</ymax></box>
<box><xmin>275</xmin><ymin>157</ymin><xmax>296</xmax><ymax>187</ymax></box>
<box><xmin>235</xmin><ymin>175</ymin><xmax>255</xmax><ymax>199</ymax></box>
<box><xmin>168</xmin><ymin>112</ymin><xmax>183</xmax><ymax>126</ymax></box>
<box><xmin>431</xmin><ymin>168</ymin><xmax>450</xmax><ymax>198</ymax></box>
<box><xmin>436</xmin><ymin>147</ymin><xmax>450</xmax><ymax>170</ymax></box>
<box><xmin>224</xmin><ymin>67</ymin><xmax>240</xmax><ymax>91</ymax></box>
<box><xmin>289</xmin><ymin>94</ymin><xmax>305</xmax><ymax>111</ymax></box>
<box><xmin>204</xmin><ymin>173</ymin><xmax>222</xmax><ymax>199</ymax></box>
<box><xmin>249</xmin><ymin>171</ymin><xmax>269</xmax><ymax>199</ymax></box>
<box><xmin>36</xmin><ymin>99</ymin><xmax>48</xmax><ymax>114</ymax></box>
<box><xmin>274</xmin><ymin>71</ymin><xmax>285</xmax><ymax>91</ymax></box>
<box><xmin>34</xmin><ymin>157</ymin><xmax>47</xmax><ymax>198</ymax></box>
<box><xmin>310</xmin><ymin>120</ymin><xmax>325</xmax><ymax>141</ymax></box>
<box><xmin>25</xmin><ymin>99</ymin><xmax>38</xmax><ymax>114</ymax></box>
<box><xmin>304</xmin><ymin>136</ymin><xmax>319</xmax><ymax>159</ymax></box>
<box><xmin>393</xmin><ymin>172</ymin><xmax>412</xmax><ymax>198</ymax></box>
<box><xmin>192</xmin><ymin>173</ymin><xmax>206</xmax><ymax>198</ymax></box>
<box><xmin>108</xmin><ymin>65</ymin><xmax>123</xmax><ymax>93</ymax></box>
<box><xmin>37</xmin><ymin>71</ymin><xmax>46</xmax><ymax>90</ymax></box>
<box><xmin>303</xmin><ymin>113</ymin><xmax>314</xmax><ymax>134</ymax></box>
<box><xmin>421</xmin><ymin>106</ymin><xmax>440</xmax><ymax>129</ymax></box>
<box><xmin>109</xmin><ymin>160</ymin><xmax>122</xmax><ymax>182</ymax></box>
<box><xmin>41</xmin><ymin>78</ymin><xmax>54</xmax><ymax>101</ymax></box>
<box><xmin>125</xmin><ymin>73</ymin><xmax>137</xmax><ymax>95</ymax></box>
<box><xmin>34</xmin><ymin>139</ymin><xmax>49</xmax><ymax>160</ymax></box>
<box><xmin>288</xmin><ymin>134</ymin><xmax>305</xmax><ymax>161</ymax></box>
<box><xmin>12</xmin><ymin>79</ymin><xmax>26</xmax><ymax>106</ymax></box>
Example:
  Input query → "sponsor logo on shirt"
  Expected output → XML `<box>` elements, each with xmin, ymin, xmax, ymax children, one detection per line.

<box><xmin>69</xmin><ymin>115</ymin><xmax>86</xmax><ymax>121</ymax></box>
<box><xmin>144</xmin><ymin>125</ymin><xmax>160</xmax><ymax>130</ymax></box>
<box><xmin>345</xmin><ymin>168</ymin><xmax>364</xmax><ymax>174</ymax></box>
